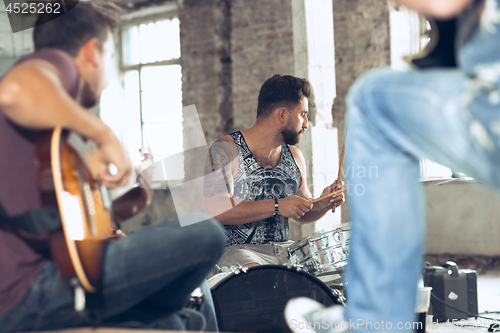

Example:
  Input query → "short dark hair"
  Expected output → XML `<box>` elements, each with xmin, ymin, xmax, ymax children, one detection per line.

<box><xmin>256</xmin><ymin>74</ymin><xmax>312</xmax><ymax>118</ymax></box>
<box><xmin>34</xmin><ymin>1</ymin><xmax>120</xmax><ymax>57</ymax></box>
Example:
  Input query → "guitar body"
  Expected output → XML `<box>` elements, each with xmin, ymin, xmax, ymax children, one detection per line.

<box><xmin>36</xmin><ymin>127</ymin><xmax>118</xmax><ymax>293</ymax></box>
<box><xmin>405</xmin><ymin>0</ymin><xmax>484</xmax><ymax>69</ymax></box>
<box><xmin>405</xmin><ymin>16</ymin><xmax>457</xmax><ymax>69</ymax></box>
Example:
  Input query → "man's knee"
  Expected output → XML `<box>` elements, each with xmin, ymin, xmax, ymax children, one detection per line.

<box><xmin>184</xmin><ymin>215</ymin><xmax>225</xmax><ymax>258</ymax></box>
<box><xmin>188</xmin><ymin>214</ymin><xmax>224</xmax><ymax>237</ymax></box>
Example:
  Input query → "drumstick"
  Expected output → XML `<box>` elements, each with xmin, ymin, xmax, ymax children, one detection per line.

<box><xmin>311</xmin><ymin>188</ymin><xmax>346</xmax><ymax>203</ymax></box>
<box><xmin>332</xmin><ymin>144</ymin><xmax>345</xmax><ymax>212</ymax></box>
<box><xmin>337</xmin><ymin>144</ymin><xmax>345</xmax><ymax>182</ymax></box>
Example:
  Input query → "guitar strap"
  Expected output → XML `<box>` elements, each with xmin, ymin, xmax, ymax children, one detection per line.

<box><xmin>0</xmin><ymin>203</ymin><xmax>62</xmax><ymax>235</ymax></box>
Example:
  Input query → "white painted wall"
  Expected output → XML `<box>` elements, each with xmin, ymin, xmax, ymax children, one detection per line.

<box><xmin>425</xmin><ymin>180</ymin><xmax>500</xmax><ymax>256</ymax></box>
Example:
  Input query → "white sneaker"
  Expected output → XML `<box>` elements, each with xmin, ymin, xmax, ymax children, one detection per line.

<box><xmin>284</xmin><ymin>297</ymin><xmax>348</xmax><ymax>333</ymax></box>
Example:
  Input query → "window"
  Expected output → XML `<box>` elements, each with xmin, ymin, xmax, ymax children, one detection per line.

<box><xmin>100</xmin><ymin>14</ymin><xmax>184</xmax><ymax>180</ymax></box>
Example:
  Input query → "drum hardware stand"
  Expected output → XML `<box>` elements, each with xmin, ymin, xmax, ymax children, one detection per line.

<box><xmin>285</xmin><ymin>263</ymin><xmax>304</xmax><ymax>272</ymax></box>
<box><xmin>215</xmin><ymin>264</ymin><xmax>232</xmax><ymax>274</ymax></box>
<box><xmin>339</xmin><ymin>232</ymin><xmax>348</xmax><ymax>257</ymax></box>
<box><xmin>215</xmin><ymin>264</ymin><xmax>246</xmax><ymax>275</ymax></box>
<box><xmin>230</xmin><ymin>264</ymin><xmax>244</xmax><ymax>274</ymax></box>
<box><xmin>331</xmin><ymin>288</ymin><xmax>347</xmax><ymax>305</ymax></box>
<box><xmin>317</xmin><ymin>262</ymin><xmax>345</xmax><ymax>274</ymax></box>
<box><xmin>187</xmin><ymin>287</ymin><xmax>205</xmax><ymax>311</ymax></box>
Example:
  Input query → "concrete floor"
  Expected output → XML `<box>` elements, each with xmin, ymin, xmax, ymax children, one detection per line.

<box><xmin>477</xmin><ymin>271</ymin><xmax>500</xmax><ymax>314</ymax></box>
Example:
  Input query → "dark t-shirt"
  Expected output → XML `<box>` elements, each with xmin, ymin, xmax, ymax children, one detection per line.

<box><xmin>0</xmin><ymin>49</ymin><xmax>80</xmax><ymax>316</ymax></box>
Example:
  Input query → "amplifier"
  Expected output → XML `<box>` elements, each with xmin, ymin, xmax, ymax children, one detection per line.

<box><xmin>423</xmin><ymin>261</ymin><xmax>478</xmax><ymax>322</ymax></box>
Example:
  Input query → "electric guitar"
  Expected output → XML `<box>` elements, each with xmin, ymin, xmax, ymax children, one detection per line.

<box><xmin>405</xmin><ymin>0</ymin><xmax>484</xmax><ymax>69</ymax></box>
<box><xmin>35</xmin><ymin>127</ymin><xmax>150</xmax><ymax>309</ymax></box>
<box><xmin>405</xmin><ymin>16</ymin><xmax>457</xmax><ymax>69</ymax></box>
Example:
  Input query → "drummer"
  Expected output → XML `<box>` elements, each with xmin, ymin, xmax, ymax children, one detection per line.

<box><xmin>204</xmin><ymin>74</ymin><xmax>345</xmax><ymax>273</ymax></box>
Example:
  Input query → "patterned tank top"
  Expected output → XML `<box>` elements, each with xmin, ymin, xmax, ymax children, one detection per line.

<box><xmin>223</xmin><ymin>131</ymin><xmax>302</xmax><ymax>246</ymax></box>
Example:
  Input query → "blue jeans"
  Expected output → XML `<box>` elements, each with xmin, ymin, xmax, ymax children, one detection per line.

<box><xmin>0</xmin><ymin>215</ymin><xmax>225</xmax><ymax>332</ymax></box>
<box><xmin>343</xmin><ymin>68</ymin><xmax>500</xmax><ymax>332</ymax></box>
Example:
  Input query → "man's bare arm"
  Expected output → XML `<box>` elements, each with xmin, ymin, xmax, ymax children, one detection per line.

<box><xmin>204</xmin><ymin>139</ymin><xmax>236</xmax><ymax>200</ymax></box>
<box><xmin>0</xmin><ymin>62</ymin><xmax>131</xmax><ymax>188</ymax></box>
<box><xmin>0</xmin><ymin>62</ymin><xmax>109</xmax><ymax>141</ymax></box>
<box><xmin>203</xmin><ymin>138</ymin><xmax>276</xmax><ymax>225</ymax></box>
<box><xmin>203</xmin><ymin>138</ymin><xmax>312</xmax><ymax>224</ymax></box>
<box><xmin>394</xmin><ymin>0</ymin><xmax>473</xmax><ymax>19</ymax></box>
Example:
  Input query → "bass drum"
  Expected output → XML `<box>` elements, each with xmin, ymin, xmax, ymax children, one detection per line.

<box><xmin>210</xmin><ymin>265</ymin><xmax>343</xmax><ymax>333</ymax></box>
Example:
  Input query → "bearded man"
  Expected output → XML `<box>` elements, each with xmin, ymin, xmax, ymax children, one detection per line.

<box><xmin>204</xmin><ymin>74</ymin><xmax>344</xmax><ymax>271</ymax></box>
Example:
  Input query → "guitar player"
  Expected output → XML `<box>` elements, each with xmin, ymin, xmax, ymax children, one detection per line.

<box><xmin>0</xmin><ymin>2</ymin><xmax>224</xmax><ymax>332</ymax></box>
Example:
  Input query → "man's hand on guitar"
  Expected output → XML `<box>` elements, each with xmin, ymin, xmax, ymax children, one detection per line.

<box><xmin>98</xmin><ymin>127</ymin><xmax>132</xmax><ymax>189</ymax></box>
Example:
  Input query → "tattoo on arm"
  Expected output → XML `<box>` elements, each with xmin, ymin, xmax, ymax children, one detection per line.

<box><xmin>204</xmin><ymin>142</ymin><xmax>236</xmax><ymax>205</ymax></box>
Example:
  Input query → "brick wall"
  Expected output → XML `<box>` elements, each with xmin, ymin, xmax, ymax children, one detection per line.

<box><xmin>332</xmin><ymin>0</ymin><xmax>391</xmax><ymax>146</ymax></box>
<box><xmin>231</xmin><ymin>0</ymin><xmax>295</xmax><ymax>131</ymax></box>
<box><xmin>179</xmin><ymin>0</ymin><xmax>233</xmax><ymax>182</ymax></box>
<box><xmin>331</xmin><ymin>0</ymin><xmax>391</xmax><ymax>222</ymax></box>
<box><xmin>180</xmin><ymin>0</ymin><xmax>296</xmax><ymax>143</ymax></box>
<box><xmin>179</xmin><ymin>0</ymin><xmax>232</xmax><ymax>140</ymax></box>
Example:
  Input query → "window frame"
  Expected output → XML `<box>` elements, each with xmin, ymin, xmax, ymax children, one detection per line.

<box><xmin>118</xmin><ymin>9</ymin><xmax>184</xmax><ymax>183</ymax></box>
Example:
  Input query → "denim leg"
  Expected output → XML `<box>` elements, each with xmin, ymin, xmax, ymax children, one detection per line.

<box><xmin>98</xmin><ymin>215</ymin><xmax>225</xmax><ymax>318</ymax></box>
<box><xmin>198</xmin><ymin>280</ymin><xmax>219</xmax><ymax>332</ymax></box>
<box><xmin>342</xmin><ymin>68</ymin><xmax>500</xmax><ymax>332</ymax></box>
<box><xmin>0</xmin><ymin>262</ymin><xmax>85</xmax><ymax>333</ymax></box>
<box><xmin>0</xmin><ymin>214</ymin><xmax>224</xmax><ymax>332</ymax></box>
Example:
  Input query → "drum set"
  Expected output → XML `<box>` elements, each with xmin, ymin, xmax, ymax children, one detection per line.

<box><xmin>287</xmin><ymin>223</ymin><xmax>350</xmax><ymax>276</ymax></box>
<box><xmin>207</xmin><ymin>223</ymin><xmax>351</xmax><ymax>333</ymax></box>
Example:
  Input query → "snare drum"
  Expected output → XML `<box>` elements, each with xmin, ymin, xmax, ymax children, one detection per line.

<box><xmin>287</xmin><ymin>223</ymin><xmax>350</xmax><ymax>275</ymax></box>
<box><xmin>210</xmin><ymin>265</ymin><xmax>344</xmax><ymax>333</ymax></box>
